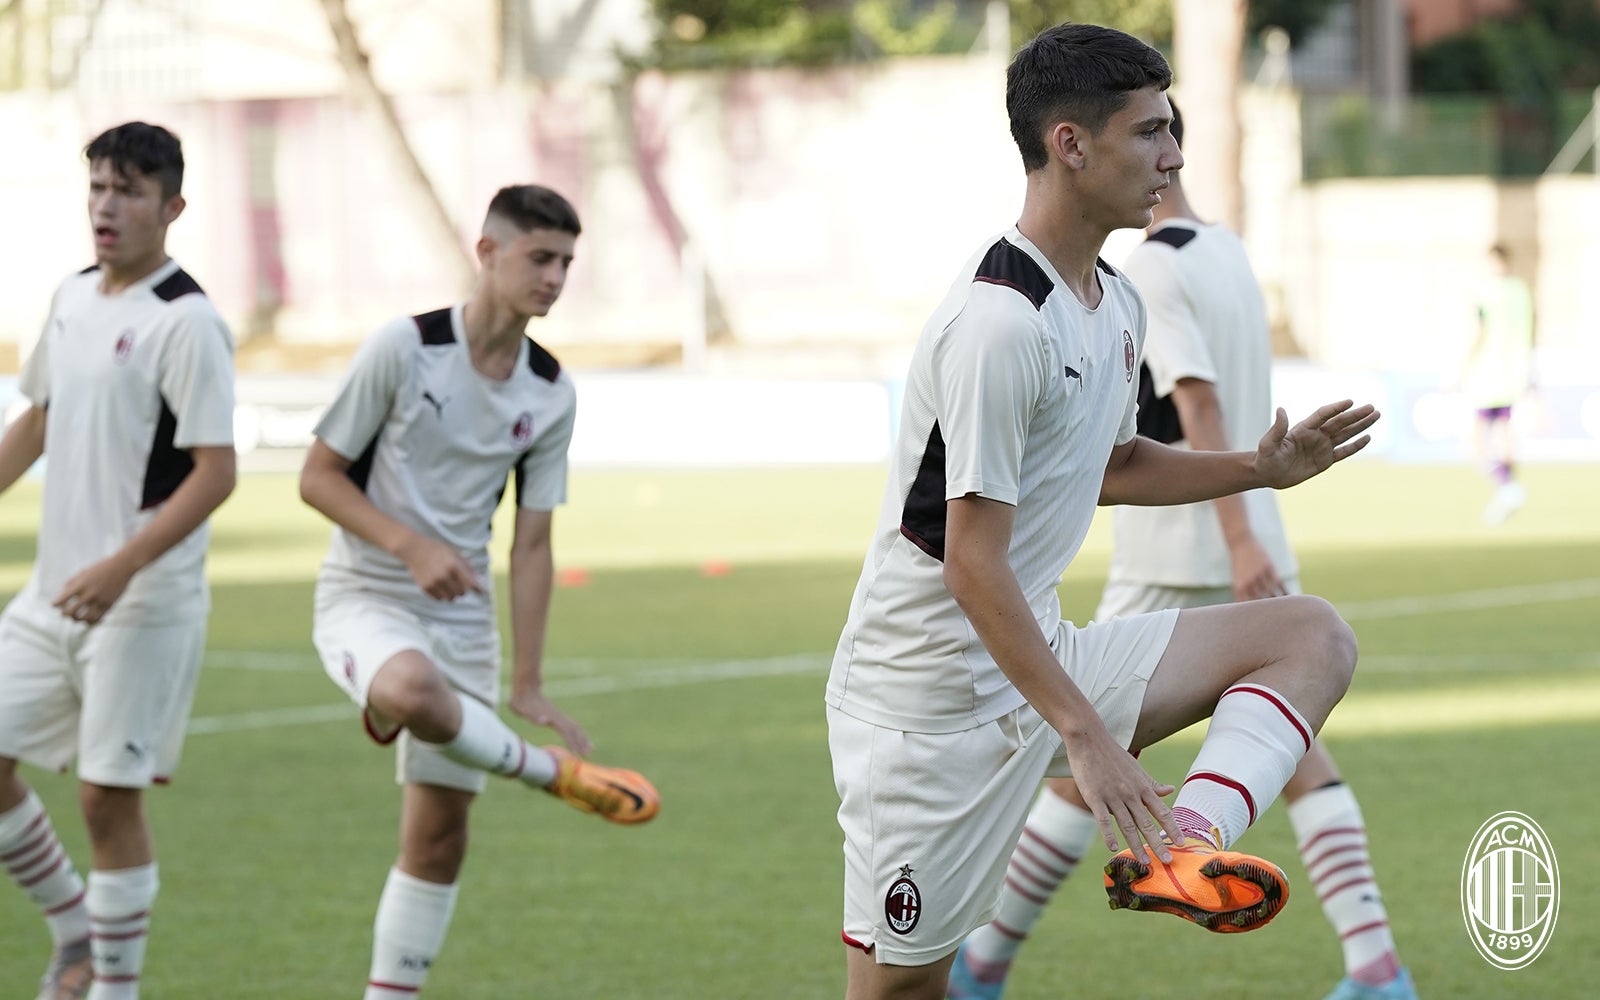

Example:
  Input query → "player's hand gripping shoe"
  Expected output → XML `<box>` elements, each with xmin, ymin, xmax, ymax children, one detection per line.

<box><xmin>544</xmin><ymin>746</ymin><xmax>660</xmax><ymax>824</ymax></box>
<box><xmin>1103</xmin><ymin>832</ymin><xmax>1288</xmax><ymax>933</ymax></box>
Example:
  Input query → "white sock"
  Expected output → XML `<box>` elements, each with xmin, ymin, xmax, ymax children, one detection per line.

<box><xmin>365</xmin><ymin>867</ymin><xmax>459</xmax><ymax>998</ymax></box>
<box><xmin>0</xmin><ymin>790</ymin><xmax>90</xmax><ymax>947</ymax></box>
<box><xmin>86</xmin><ymin>863</ymin><xmax>158</xmax><ymax>1000</ymax></box>
<box><xmin>962</xmin><ymin>789</ymin><xmax>1097</xmax><ymax>971</ymax></box>
<box><xmin>1173</xmin><ymin>683</ymin><xmax>1312</xmax><ymax>848</ymax></box>
<box><xmin>1289</xmin><ymin>783</ymin><xmax>1402</xmax><ymax>985</ymax></box>
<box><xmin>431</xmin><ymin>693</ymin><xmax>557</xmax><ymax>787</ymax></box>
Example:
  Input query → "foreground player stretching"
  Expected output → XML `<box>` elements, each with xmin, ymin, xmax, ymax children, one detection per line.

<box><xmin>825</xmin><ymin>24</ymin><xmax>1379</xmax><ymax>1000</ymax></box>
<box><xmin>951</xmin><ymin>102</ymin><xmax>1415</xmax><ymax>1000</ymax></box>
<box><xmin>300</xmin><ymin>185</ymin><xmax>658</xmax><ymax>998</ymax></box>
<box><xmin>0</xmin><ymin>122</ymin><xmax>237</xmax><ymax>1000</ymax></box>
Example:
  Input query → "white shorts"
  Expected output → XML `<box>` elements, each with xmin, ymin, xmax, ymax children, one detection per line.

<box><xmin>1096</xmin><ymin>577</ymin><xmax>1302</xmax><ymax>620</ymax></box>
<box><xmin>0</xmin><ymin>589</ymin><xmax>206</xmax><ymax>787</ymax></box>
<box><xmin>828</xmin><ymin>608</ymin><xmax>1178</xmax><ymax>965</ymax></box>
<box><xmin>313</xmin><ymin>586</ymin><xmax>501</xmax><ymax>793</ymax></box>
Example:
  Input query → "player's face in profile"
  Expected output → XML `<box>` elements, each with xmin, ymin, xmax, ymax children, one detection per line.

<box><xmin>1081</xmin><ymin>86</ymin><xmax>1182</xmax><ymax>231</ymax></box>
<box><xmin>87</xmin><ymin>159</ymin><xmax>181</xmax><ymax>273</ymax></box>
<box><xmin>489</xmin><ymin>227</ymin><xmax>576</xmax><ymax>318</ymax></box>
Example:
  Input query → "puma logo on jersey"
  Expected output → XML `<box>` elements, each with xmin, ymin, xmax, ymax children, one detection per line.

<box><xmin>422</xmin><ymin>390</ymin><xmax>449</xmax><ymax>417</ymax></box>
<box><xmin>1063</xmin><ymin>365</ymin><xmax>1082</xmax><ymax>381</ymax></box>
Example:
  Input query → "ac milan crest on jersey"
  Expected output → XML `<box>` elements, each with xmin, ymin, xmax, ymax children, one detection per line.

<box><xmin>885</xmin><ymin>865</ymin><xmax>921</xmax><ymax>934</ymax></box>
<box><xmin>342</xmin><ymin>651</ymin><xmax>357</xmax><ymax>685</ymax></box>
<box><xmin>512</xmin><ymin>411</ymin><xmax>534</xmax><ymax>447</ymax></box>
<box><xmin>1122</xmin><ymin>329</ymin><xmax>1135</xmax><ymax>382</ymax></box>
<box><xmin>114</xmin><ymin>328</ymin><xmax>135</xmax><ymax>364</ymax></box>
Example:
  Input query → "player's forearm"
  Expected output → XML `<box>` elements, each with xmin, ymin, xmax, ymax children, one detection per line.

<box><xmin>119</xmin><ymin>446</ymin><xmax>236</xmax><ymax>571</ymax></box>
<box><xmin>299</xmin><ymin>463</ymin><xmax>422</xmax><ymax>559</ymax></box>
<box><xmin>1172</xmin><ymin>388</ymin><xmax>1256</xmax><ymax>545</ymax></box>
<box><xmin>507</xmin><ymin>540</ymin><xmax>554</xmax><ymax>697</ymax></box>
<box><xmin>944</xmin><ymin>545</ymin><xmax>1103</xmax><ymax>739</ymax></box>
<box><xmin>1099</xmin><ymin>436</ymin><xmax>1261</xmax><ymax>507</ymax></box>
<box><xmin>0</xmin><ymin>406</ymin><xmax>46</xmax><ymax>497</ymax></box>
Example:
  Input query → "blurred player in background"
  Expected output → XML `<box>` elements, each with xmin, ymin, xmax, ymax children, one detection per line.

<box><xmin>0</xmin><ymin>121</ymin><xmax>238</xmax><ymax>1000</ymax></box>
<box><xmin>298</xmin><ymin>184</ymin><xmax>659</xmax><ymax>998</ymax></box>
<box><xmin>950</xmin><ymin>102</ymin><xmax>1416</xmax><ymax>1000</ymax></box>
<box><xmin>826</xmin><ymin>23</ymin><xmax>1380</xmax><ymax>1000</ymax></box>
<box><xmin>1462</xmin><ymin>243</ymin><xmax>1534</xmax><ymax>524</ymax></box>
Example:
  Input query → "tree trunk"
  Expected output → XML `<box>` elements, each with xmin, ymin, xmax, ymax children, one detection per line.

<box><xmin>319</xmin><ymin>0</ymin><xmax>476</xmax><ymax>292</ymax></box>
<box><xmin>1173</xmin><ymin>0</ymin><xmax>1245</xmax><ymax>230</ymax></box>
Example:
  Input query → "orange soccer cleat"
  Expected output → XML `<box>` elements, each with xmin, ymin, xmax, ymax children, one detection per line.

<box><xmin>543</xmin><ymin>746</ymin><xmax>660</xmax><ymax>825</ymax></box>
<box><xmin>1103</xmin><ymin>835</ymin><xmax>1288</xmax><ymax>934</ymax></box>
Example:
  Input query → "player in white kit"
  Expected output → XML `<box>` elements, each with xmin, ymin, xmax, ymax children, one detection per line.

<box><xmin>825</xmin><ymin>25</ymin><xmax>1380</xmax><ymax>1000</ymax></box>
<box><xmin>298</xmin><ymin>185</ymin><xmax>659</xmax><ymax>998</ymax></box>
<box><xmin>951</xmin><ymin>102</ymin><xmax>1416</xmax><ymax>1000</ymax></box>
<box><xmin>0</xmin><ymin>122</ymin><xmax>238</xmax><ymax>1000</ymax></box>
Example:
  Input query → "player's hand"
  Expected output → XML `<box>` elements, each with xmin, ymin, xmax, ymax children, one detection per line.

<box><xmin>1253</xmin><ymin>401</ymin><xmax>1380</xmax><ymax>489</ymax></box>
<box><xmin>1229</xmin><ymin>536</ymin><xmax>1285</xmax><ymax>601</ymax></box>
<box><xmin>52</xmin><ymin>554</ymin><xmax>137</xmax><ymax>625</ymax></box>
<box><xmin>396</xmin><ymin>534</ymin><xmax>484</xmax><ymax>601</ymax></box>
<box><xmin>1061</xmin><ymin>727</ymin><xmax>1182</xmax><ymax>865</ymax></box>
<box><xmin>509</xmin><ymin>689</ymin><xmax>593</xmax><ymax>757</ymax></box>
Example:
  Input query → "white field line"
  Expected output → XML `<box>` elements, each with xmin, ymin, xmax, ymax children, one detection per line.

<box><xmin>188</xmin><ymin>577</ymin><xmax>1600</xmax><ymax>737</ymax></box>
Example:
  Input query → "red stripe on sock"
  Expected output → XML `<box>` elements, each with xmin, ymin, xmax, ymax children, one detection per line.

<box><xmin>1311</xmin><ymin>858</ymin><xmax>1369</xmax><ymax>886</ymax></box>
<box><xmin>1340</xmin><ymin>919</ymin><xmax>1389</xmax><ymax>941</ymax></box>
<box><xmin>92</xmin><ymin>910</ymin><xmax>149</xmax><ymax>925</ymax></box>
<box><xmin>92</xmin><ymin>929</ymin><xmax>148</xmax><ymax>941</ymax></box>
<box><xmin>0</xmin><ymin>814</ymin><xmax>47</xmax><ymax>861</ymax></box>
<box><xmin>1183</xmin><ymin>771</ymin><xmax>1257</xmax><ymax>825</ymax></box>
<box><xmin>97</xmin><ymin>975</ymin><xmax>140</xmax><ymax>984</ymax></box>
<box><xmin>1003</xmin><ymin>874</ymin><xmax>1048</xmax><ymax>906</ymax></box>
<box><xmin>1014</xmin><ymin>841</ymin><xmax>1072</xmax><ymax>881</ymax></box>
<box><xmin>1224</xmin><ymin>685</ymin><xmax>1312</xmax><ymax>752</ymax></box>
<box><xmin>19</xmin><ymin>852</ymin><xmax>64</xmax><ymax>888</ymax></box>
<box><xmin>4</xmin><ymin>830</ymin><xmax>52</xmax><ymax>869</ymax></box>
<box><xmin>367</xmin><ymin>982</ymin><xmax>420</xmax><ymax>994</ymax></box>
<box><xmin>1304</xmin><ymin>838</ymin><xmax>1367</xmax><ymax>871</ymax></box>
<box><xmin>991</xmin><ymin>919</ymin><xmax>1026</xmax><ymax>942</ymax></box>
<box><xmin>45</xmin><ymin>890</ymin><xmax>86</xmax><ymax>916</ymax></box>
<box><xmin>1318</xmin><ymin>875</ymin><xmax>1376</xmax><ymax>903</ymax></box>
<box><xmin>1300</xmin><ymin>825</ymin><xmax>1364</xmax><ymax>854</ymax></box>
<box><xmin>1019</xmin><ymin>826</ymin><xmax>1082</xmax><ymax>867</ymax></box>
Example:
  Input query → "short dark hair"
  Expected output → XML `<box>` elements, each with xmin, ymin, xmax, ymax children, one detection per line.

<box><xmin>485</xmin><ymin>185</ymin><xmax>581</xmax><ymax>236</ymax></box>
<box><xmin>85</xmin><ymin>121</ymin><xmax>184</xmax><ymax>199</ymax></box>
<box><xmin>1169</xmin><ymin>97</ymin><xmax>1184</xmax><ymax>148</ymax></box>
<box><xmin>1006</xmin><ymin>23</ymin><xmax>1172</xmax><ymax>172</ymax></box>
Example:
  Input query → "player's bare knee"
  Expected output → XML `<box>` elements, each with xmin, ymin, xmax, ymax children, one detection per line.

<box><xmin>1292</xmin><ymin>594</ymin><xmax>1358</xmax><ymax>694</ymax></box>
<box><xmin>370</xmin><ymin>657</ymin><xmax>451</xmax><ymax>729</ymax></box>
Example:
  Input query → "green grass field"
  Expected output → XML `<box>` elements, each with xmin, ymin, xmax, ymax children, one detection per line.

<box><xmin>1</xmin><ymin>460</ymin><xmax>1596</xmax><ymax>998</ymax></box>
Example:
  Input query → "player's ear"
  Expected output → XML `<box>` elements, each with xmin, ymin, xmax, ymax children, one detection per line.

<box><xmin>162</xmin><ymin>194</ymin><xmax>186</xmax><ymax>226</ymax></box>
<box><xmin>475</xmin><ymin>233</ymin><xmax>497</xmax><ymax>267</ymax></box>
<box><xmin>1051</xmin><ymin>121</ymin><xmax>1088</xmax><ymax>170</ymax></box>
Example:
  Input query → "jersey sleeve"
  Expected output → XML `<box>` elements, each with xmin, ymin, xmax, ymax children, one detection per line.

<box><xmin>18</xmin><ymin>285</ymin><xmax>64</xmax><ymax>407</ymax></box>
<box><xmin>933</xmin><ymin>290</ymin><xmax>1047</xmax><ymax>506</ymax></box>
<box><xmin>514</xmin><ymin>379</ymin><xmax>576</xmax><ymax>511</ymax></box>
<box><xmin>158</xmin><ymin>300</ymin><xmax>237</xmax><ymax>448</ymax></box>
<box><xmin>314</xmin><ymin>320</ymin><xmax>411</xmax><ymax>461</ymax></box>
<box><xmin>1121</xmin><ymin>244</ymin><xmax>1217</xmax><ymax>398</ymax></box>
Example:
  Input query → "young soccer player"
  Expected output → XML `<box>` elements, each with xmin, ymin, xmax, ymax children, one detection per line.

<box><xmin>825</xmin><ymin>24</ymin><xmax>1380</xmax><ymax>1000</ymax></box>
<box><xmin>950</xmin><ymin>102</ymin><xmax>1415</xmax><ymax>1000</ymax></box>
<box><xmin>1462</xmin><ymin>244</ymin><xmax>1534</xmax><ymax>524</ymax></box>
<box><xmin>299</xmin><ymin>184</ymin><xmax>659</xmax><ymax>998</ymax></box>
<box><xmin>0</xmin><ymin>121</ymin><xmax>238</xmax><ymax>1000</ymax></box>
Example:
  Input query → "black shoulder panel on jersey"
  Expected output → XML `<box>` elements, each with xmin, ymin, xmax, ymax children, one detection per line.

<box><xmin>152</xmin><ymin>269</ymin><xmax>204</xmax><ymax>302</ymax></box>
<box><xmin>1135</xmin><ymin>362</ymin><xmax>1184</xmax><ymax>444</ymax></box>
<box><xmin>526</xmin><ymin>339</ymin><xmax>561</xmax><ymax>382</ymax></box>
<box><xmin>141</xmin><ymin>398</ymin><xmax>196</xmax><ymax>509</ymax></box>
<box><xmin>1096</xmin><ymin>257</ymin><xmax>1118</xmax><ymax>275</ymax></box>
<box><xmin>1146</xmin><ymin>227</ymin><xmax>1198</xmax><ymax>250</ymax></box>
<box><xmin>79</xmin><ymin>264</ymin><xmax>101</xmax><ymax>275</ymax></box>
<box><xmin>345</xmin><ymin>432</ymin><xmax>382</xmax><ymax>493</ymax></box>
<box><xmin>414</xmin><ymin>308</ymin><xmax>456</xmax><ymax>345</ymax></box>
<box><xmin>900</xmin><ymin>422</ymin><xmax>950</xmax><ymax>561</ymax></box>
<box><xmin>973</xmin><ymin>239</ymin><xmax>1053</xmax><ymax>312</ymax></box>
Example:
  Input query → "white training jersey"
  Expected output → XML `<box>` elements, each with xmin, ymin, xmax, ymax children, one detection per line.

<box><xmin>1107</xmin><ymin>220</ymin><xmax>1296</xmax><ymax>588</ymax></box>
<box><xmin>313</xmin><ymin>304</ymin><xmax>576</xmax><ymax>624</ymax></box>
<box><xmin>17</xmin><ymin>259</ymin><xmax>236</xmax><ymax>626</ymax></box>
<box><xmin>827</xmin><ymin>228</ymin><xmax>1146</xmax><ymax>734</ymax></box>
